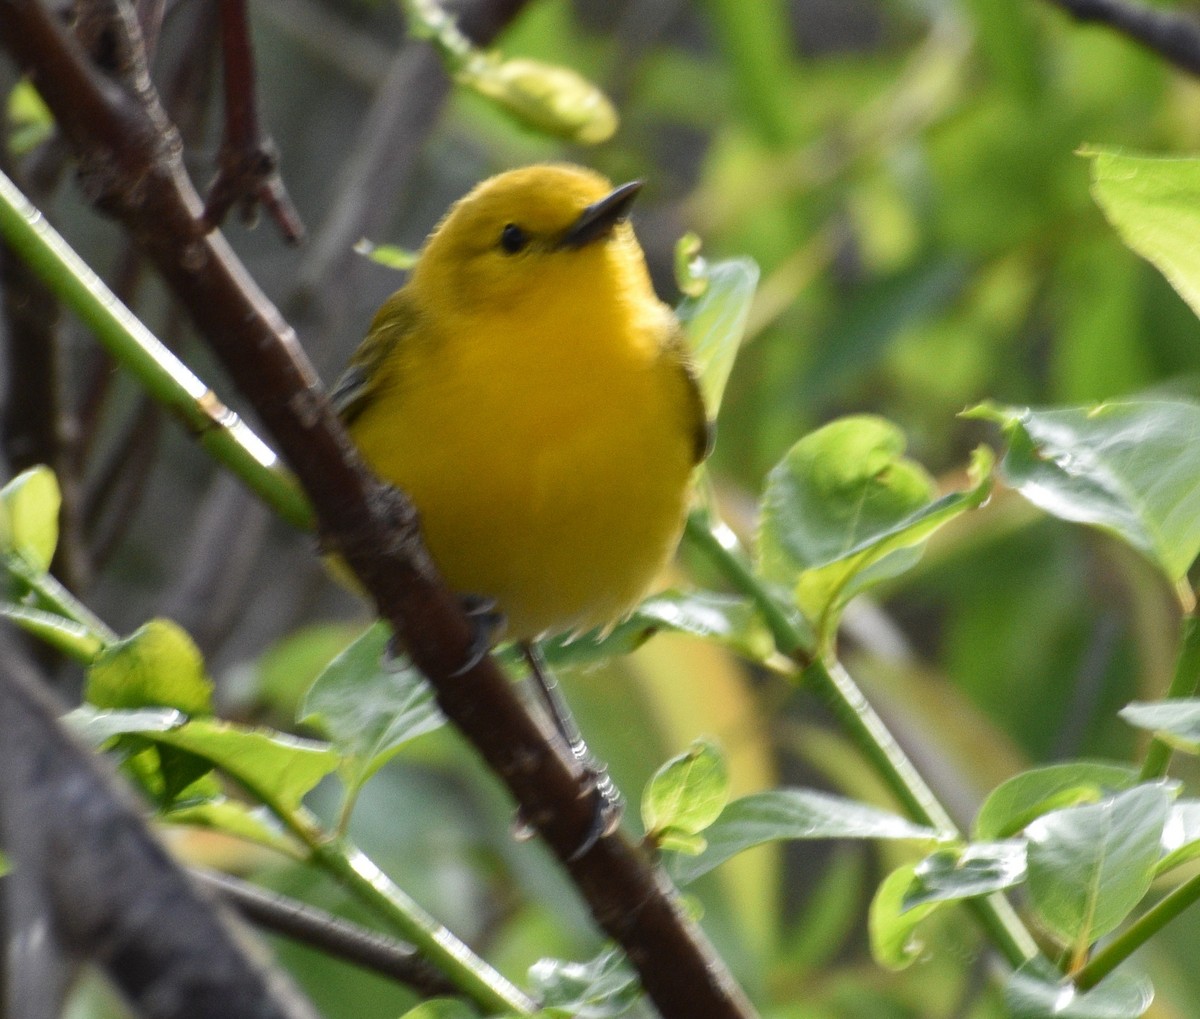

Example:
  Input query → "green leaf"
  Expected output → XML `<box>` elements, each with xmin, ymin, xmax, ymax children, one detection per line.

<box><xmin>1088</xmin><ymin>147</ymin><xmax>1200</xmax><ymax>323</ymax></box>
<box><xmin>144</xmin><ymin>718</ymin><xmax>338</xmax><ymax>814</ymax></box>
<box><xmin>642</xmin><ymin>739</ymin><xmax>730</xmax><ymax>853</ymax></box>
<box><xmin>969</xmin><ymin>400</ymin><xmax>1200</xmax><ymax>584</ymax></box>
<box><xmin>974</xmin><ymin>761</ymin><xmax>1141</xmax><ymax>841</ymax></box>
<box><xmin>1006</xmin><ymin>960</ymin><xmax>1153</xmax><ymax>1018</ymax></box>
<box><xmin>1157</xmin><ymin>799</ymin><xmax>1200</xmax><ymax>876</ymax></box>
<box><xmin>757</xmin><ymin>417</ymin><xmax>992</xmax><ymax>643</ymax></box>
<box><xmin>63</xmin><ymin>704</ymin><xmax>186</xmax><ymax>746</ymax></box>
<box><xmin>85</xmin><ymin>618</ymin><xmax>213</xmax><ymax>717</ymax></box>
<box><xmin>1</xmin><ymin>602</ymin><xmax>104</xmax><ymax>662</ymax></box>
<box><xmin>1</xmin><ymin>465</ymin><xmax>60</xmax><ymax>572</ymax></box>
<box><xmin>461</xmin><ymin>55</ymin><xmax>618</xmax><ymax>144</ymax></box>
<box><xmin>1121</xmin><ymin>699</ymin><xmax>1200</xmax><ymax>752</ymax></box>
<box><xmin>353</xmin><ymin>238</ymin><xmax>419</xmax><ymax>271</ymax></box>
<box><xmin>1025</xmin><ymin>783</ymin><xmax>1176</xmax><ymax>950</ymax></box>
<box><xmin>671</xmin><ymin>788</ymin><xmax>935</xmax><ymax>885</ymax></box>
<box><xmin>6</xmin><ymin>79</ymin><xmax>54</xmax><ymax>157</ymax></box>
<box><xmin>904</xmin><ymin>840</ymin><xmax>1028</xmax><ymax>909</ymax></box>
<box><xmin>300</xmin><ymin>622</ymin><xmax>444</xmax><ymax>796</ymax></box>
<box><xmin>528</xmin><ymin>947</ymin><xmax>640</xmax><ymax>1018</ymax></box>
<box><xmin>164</xmin><ymin>799</ymin><xmax>300</xmax><ymax>856</ymax></box>
<box><xmin>869</xmin><ymin>862</ymin><xmax>945</xmax><ymax>971</ymax></box>
<box><xmin>532</xmin><ymin>590</ymin><xmax>774</xmax><ymax>670</ymax></box>
<box><xmin>676</xmin><ymin>255</ymin><xmax>759</xmax><ymax>416</ymax></box>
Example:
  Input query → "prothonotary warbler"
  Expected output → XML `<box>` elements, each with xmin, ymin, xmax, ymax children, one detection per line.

<box><xmin>332</xmin><ymin>164</ymin><xmax>710</xmax><ymax>643</ymax></box>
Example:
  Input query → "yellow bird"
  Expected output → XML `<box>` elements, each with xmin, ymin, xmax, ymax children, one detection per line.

<box><xmin>332</xmin><ymin>164</ymin><xmax>710</xmax><ymax>642</ymax></box>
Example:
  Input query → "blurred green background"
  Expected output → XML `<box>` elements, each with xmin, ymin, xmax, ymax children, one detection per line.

<box><xmin>10</xmin><ymin>0</ymin><xmax>1200</xmax><ymax>1016</ymax></box>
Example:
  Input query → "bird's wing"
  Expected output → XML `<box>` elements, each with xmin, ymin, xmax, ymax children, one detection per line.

<box><xmin>668</xmin><ymin>325</ymin><xmax>714</xmax><ymax>465</ymax></box>
<box><xmin>330</xmin><ymin>291</ymin><xmax>421</xmax><ymax>425</ymax></box>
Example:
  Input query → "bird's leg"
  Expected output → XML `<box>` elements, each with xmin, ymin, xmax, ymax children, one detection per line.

<box><xmin>521</xmin><ymin>640</ymin><xmax>623</xmax><ymax>858</ymax></box>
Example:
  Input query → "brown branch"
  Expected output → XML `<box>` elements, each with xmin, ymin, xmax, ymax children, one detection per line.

<box><xmin>0</xmin><ymin>3</ymin><xmax>758</xmax><ymax>1016</ymax></box>
<box><xmin>203</xmin><ymin>0</ymin><xmax>304</xmax><ymax>241</ymax></box>
<box><xmin>1042</xmin><ymin>0</ymin><xmax>1200</xmax><ymax>78</ymax></box>
<box><xmin>194</xmin><ymin>869</ymin><xmax>461</xmax><ymax>997</ymax></box>
<box><xmin>0</xmin><ymin>627</ymin><xmax>321</xmax><ymax>1019</ymax></box>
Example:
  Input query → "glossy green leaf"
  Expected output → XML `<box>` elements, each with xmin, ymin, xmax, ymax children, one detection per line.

<box><xmin>300</xmin><ymin>622</ymin><xmax>444</xmax><ymax>796</ymax></box>
<box><xmin>1025</xmin><ymin>783</ymin><xmax>1175</xmax><ymax>949</ymax></box>
<box><xmin>904</xmin><ymin>840</ymin><xmax>1028</xmax><ymax>909</ymax></box>
<box><xmin>974</xmin><ymin>761</ymin><xmax>1140</xmax><ymax>840</ymax></box>
<box><xmin>144</xmin><ymin>719</ymin><xmax>338</xmax><ymax>814</ymax></box>
<box><xmin>1</xmin><ymin>464</ymin><xmax>60</xmax><ymax>572</ymax></box>
<box><xmin>63</xmin><ymin>704</ymin><xmax>186</xmax><ymax>746</ymax></box>
<box><xmin>671</xmin><ymin>788</ymin><xmax>935</xmax><ymax>885</ymax></box>
<box><xmin>642</xmin><ymin>739</ymin><xmax>729</xmax><ymax>854</ymax></box>
<box><xmin>869</xmin><ymin>862</ymin><xmax>945</xmax><ymax>971</ymax></box>
<box><xmin>1088</xmin><ymin>147</ymin><xmax>1200</xmax><ymax>322</ymax></box>
<box><xmin>970</xmin><ymin>400</ymin><xmax>1200</xmax><ymax>584</ymax></box>
<box><xmin>86</xmin><ymin>618</ymin><xmax>213</xmax><ymax>717</ymax></box>
<box><xmin>1121</xmin><ymin>699</ymin><xmax>1200</xmax><ymax>752</ymax></box>
<box><xmin>1</xmin><ymin>602</ymin><xmax>104</xmax><ymax>662</ymax></box>
<box><xmin>757</xmin><ymin>416</ymin><xmax>992</xmax><ymax>643</ymax></box>
<box><xmin>676</xmin><ymin>255</ymin><xmax>760</xmax><ymax>416</ymax></box>
<box><xmin>1157</xmin><ymin>799</ymin><xmax>1200</xmax><ymax>875</ymax></box>
<box><xmin>528</xmin><ymin>947</ymin><xmax>639</xmax><ymax>1018</ymax></box>
<box><xmin>1006</xmin><ymin>960</ymin><xmax>1153</xmax><ymax>1018</ymax></box>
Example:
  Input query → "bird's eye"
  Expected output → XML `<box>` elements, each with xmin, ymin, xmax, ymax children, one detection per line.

<box><xmin>499</xmin><ymin>223</ymin><xmax>529</xmax><ymax>254</ymax></box>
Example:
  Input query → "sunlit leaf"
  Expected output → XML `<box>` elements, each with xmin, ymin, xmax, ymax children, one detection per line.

<box><xmin>145</xmin><ymin>718</ymin><xmax>338</xmax><ymax>814</ymax></box>
<box><xmin>642</xmin><ymin>739</ymin><xmax>729</xmax><ymax>854</ymax></box>
<box><xmin>904</xmin><ymin>840</ymin><xmax>1027</xmax><ymax>909</ymax></box>
<box><xmin>671</xmin><ymin>787</ymin><xmax>935</xmax><ymax>884</ymax></box>
<box><xmin>1</xmin><ymin>464</ymin><xmax>60</xmax><ymax>573</ymax></box>
<box><xmin>676</xmin><ymin>256</ymin><xmax>759</xmax><ymax>416</ymax></box>
<box><xmin>354</xmin><ymin>238</ymin><xmax>419</xmax><ymax>271</ymax></box>
<box><xmin>1157</xmin><ymin>799</ymin><xmax>1200</xmax><ymax>876</ymax></box>
<box><xmin>1088</xmin><ymin>147</ymin><xmax>1200</xmax><ymax>322</ymax></box>
<box><xmin>869</xmin><ymin>862</ymin><xmax>944</xmax><ymax>970</ymax></box>
<box><xmin>63</xmin><ymin>704</ymin><xmax>186</xmax><ymax>746</ymax></box>
<box><xmin>86</xmin><ymin>618</ymin><xmax>213</xmax><ymax>717</ymax></box>
<box><xmin>974</xmin><ymin>761</ymin><xmax>1140</xmax><ymax>841</ymax></box>
<box><xmin>757</xmin><ymin>416</ymin><xmax>992</xmax><ymax>644</ymax></box>
<box><xmin>969</xmin><ymin>400</ymin><xmax>1200</xmax><ymax>585</ymax></box>
<box><xmin>300</xmin><ymin>621</ymin><xmax>444</xmax><ymax>795</ymax></box>
<box><xmin>1</xmin><ymin>602</ymin><xmax>103</xmax><ymax>662</ymax></box>
<box><xmin>1006</xmin><ymin>959</ymin><xmax>1153</xmax><ymax>1018</ymax></box>
<box><xmin>1025</xmin><ymin>783</ymin><xmax>1175</xmax><ymax>949</ymax></box>
<box><xmin>528</xmin><ymin>947</ymin><xmax>640</xmax><ymax>1018</ymax></box>
<box><xmin>6</xmin><ymin>78</ymin><xmax>54</xmax><ymax>156</ymax></box>
<box><xmin>1121</xmin><ymin>699</ymin><xmax>1200</xmax><ymax>753</ymax></box>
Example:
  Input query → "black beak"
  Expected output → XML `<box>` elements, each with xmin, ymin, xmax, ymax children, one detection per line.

<box><xmin>558</xmin><ymin>180</ymin><xmax>642</xmax><ymax>249</ymax></box>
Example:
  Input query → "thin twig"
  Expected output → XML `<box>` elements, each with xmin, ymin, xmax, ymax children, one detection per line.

<box><xmin>194</xmin><ymin>869</ymin><xmax>460</xmax><ymax>997</ymax></box>
<box><xmin>1042</xmin><ymin>0</ymin><xmax>1200</xmax><ymax>78</ymax></box>
<box><xmin>203</xmin><ymin>0</ymin><xmax>304</xmax><ymax>241</ymax></box>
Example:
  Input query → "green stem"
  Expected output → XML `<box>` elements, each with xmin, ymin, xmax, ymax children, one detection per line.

<box><xmin>1075</xmin><ymin>870</ymin><xmax>1200</xmax><ymax>991</ymax></box>
<box><xmin>683</xmin><ymin>509</ymin><xmax>1041</xmax><ymax>969</ymax></box>
<box><xmin>1139</xmin><ymin>614</ymin><xmax>1200</xmax><ymax>781</ymax></box>
<box><xmin>7</xmin><ymin>556</ymin><xmax>117</xmax><ymax>642</ymax></box>
<box><xmin>0</xmin><ymin>170</ymin><xmax>314</xmax><ymax>532</ymax></box>
<box><xmin>267</xmin><ymin>803</ymin><xmax>534</xmax><ymax>1014</ymax></box>
<box><xmin>309</xmin><ymin>839</ymin><xmax>537</xmax><ymax>1014</ymax></box>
